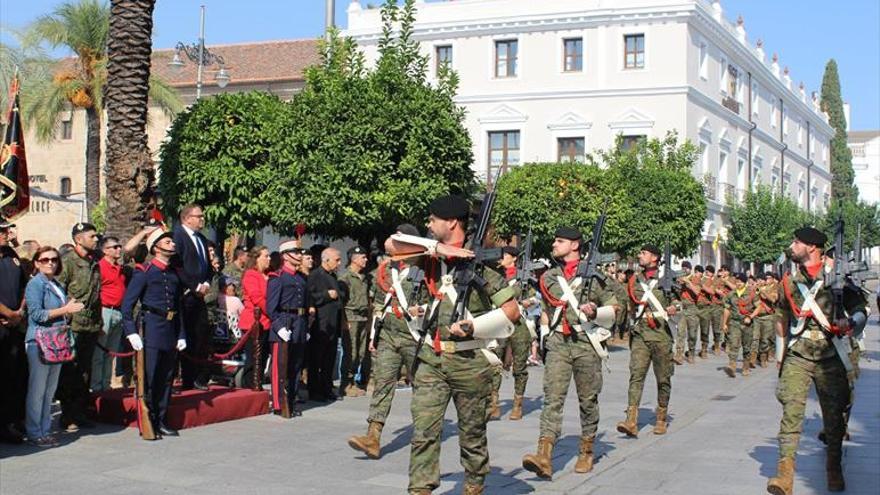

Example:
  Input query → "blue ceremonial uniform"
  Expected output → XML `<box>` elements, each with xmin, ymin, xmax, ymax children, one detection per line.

<box><xmin>266</xmin><ymin>266</ymin><xmax>309</xmax><ymax>415</ymax></box>
<box><xmin>121</xmin><ymin>259</ymin><xmax>186</xmax><ymax>428</ymax></box>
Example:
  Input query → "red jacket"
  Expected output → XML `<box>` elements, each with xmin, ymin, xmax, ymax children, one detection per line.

<box><xmin>239</xmin><ymin>269</ymin><xmax>271</xmax><ymax>331</ymax></box>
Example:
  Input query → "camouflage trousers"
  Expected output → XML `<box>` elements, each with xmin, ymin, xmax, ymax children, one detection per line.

<box><xmin>341</xmin><ymin>318</ymin><xmax>371</xmax><ymax>387</ymax></box>
<box><xmin>492</xmin><ymin>320</ymin><xmax>532</xmax><ymax>397</ymax></box>
<box><xmin>709</xmin><ymin>305</ymin><xmax>725</xmax><ymax>345</ymax></box>
<box><xmin>367</xmin><ymin>325</ymin><xmax>417</xmax><ymax>426</ymax></box>
<box><xmin>696</xmin><ymin>306</ymin><xmax>712</xmax><ymax>347</ymax></box>
<box><xmin>538</xmin><ymin>331</ymin><xmax>603</xmax><ymax>441</ymax></box>
<box><xmin>676</xmin><ymin>306</ymin><xmax>699</xmax><ymax>354</ymax></box>
<box><xmin>725</xmin><ymin>320</ymin><xmax>753</xmax><ymax>362</ymax></box>
<box><xmin>776</xmin><ymin>353</ymin><xmax>849</xmax><ymax>459</ymax></box>
<box><xmin>753</xmin><ymin>315</ymin><xmax>777</xmax><ymax>355</ymax></box>
<box><xmin>409</xmin><ymin>349</ymin><xmax>493</xmax><ymax>492</ymax></box>
<box><xmin>627</xmin><ymin>333</ymin><xmax>674</xmax><ymax>408</ymax></box>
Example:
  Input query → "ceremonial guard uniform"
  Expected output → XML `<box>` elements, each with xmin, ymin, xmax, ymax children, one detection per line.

<box><xmin>396</xmin><ymin>196</ymin><xmax>517</xmax><ymax>495</ymax></box>
<box><xmin>617</xmin><ymin>244</ymin><xmax>677</xmax><ymax>438</ymax></box>
<box><xmin>767</xmin><ymin>227</ymin><xmax>867</xmax><ymax>495</ymax></box>
<box><xmin>521</xmin><ymin>227</ymin><xmax>618</xmax><ymax>480</ymax></box>
<box><xmin>121</xmin><ymin>229</ymin><xmax>186</xmax><ymax>436</ymax></box>
<box><xmin>721</xmin><ymin>274</ymin><xmax>756</xmax><ymax>377</ymax></box>
<box><xmin>266</xmin><ymin>241</ymin><xmax>310</xmax><ymax>417</ymax></box>
<box><xmin>349</xmin><ymin>224</ymin><xmax>423</xmax><ymax>459</ymax></box>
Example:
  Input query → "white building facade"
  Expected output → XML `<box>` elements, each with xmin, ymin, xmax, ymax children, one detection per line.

<box><xmin>848</xmin><ymin>130</ymin><xmax>880</xmax><ymax>207</ymax></box>
<box><xmin>346</xmin><ymin>0</ymin><xmax>834</xmax><ymax>264</ymax></box>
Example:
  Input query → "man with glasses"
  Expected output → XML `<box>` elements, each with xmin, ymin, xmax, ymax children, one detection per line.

<box><xmin>57</xmin><ymin>222</ymin><xmax>102</xmax><ymax>430</ymax></box>
<box><xmin>172</xmin><ymin>204</ymin><xmax>213</xmax><ymax>391</ymax></box>
<box><xmin>90</xmin><ymin>236</ymin><xmax>128</xmax><ymax>392</ymax></box>
<box><xmin>0</xmin><ymin>221</ymin><xmax>28</xmax><ymax>443</ymax></box>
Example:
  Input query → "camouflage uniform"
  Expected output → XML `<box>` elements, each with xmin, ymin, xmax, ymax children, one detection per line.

<box><xmin>409</xmin><ymin>255</ymin><xmax>515</xmax><ymax>493</ymax></box>
<box><xmin>536</xmin><ymin>264</ymin><xmax>617</xmax><ymax>442</ymax></box>
<box><xmin>774</xmin><ymin>267</ymin><xmax>865</xmax><ymax>461</ymax></box>
<box><xmin>722</xmin><ymin>287</ymin><xmax>755</xmax><ymax>367</ymax></box>
<box><xmin>708</xmin><ymin>276</ymin><xmax>731</xmax><ymax>348</ymax></box>
<box><xmin>625</xmin><ymin>269</ymin><xmax>675</xmax><ymax>409</ymax></box>
<box><xmin>753</xmin><ymin>280</ymin><xmax>779</xmax><ymax>361</ymax></box>
<box><xmin>608</xmin><ymin>277</ymin><xmax>630</xmax><ymax>339</ymax></box>
<box><xmin>491</xmin><ymin>276</ymin><xmax>533</xmax><ymax>401</ymax></box>
<box><xmin>339</xmin><ymin>268</ymin><xmax>372</xmax><ymax>390</ymax></box>
<box><xmin>677</xmin><ymin>275</ymin><xmax>701</xmax><ymax>358</ymax></box>
<box><xmin>695</xmin><ymin>278</ymin><xmax>713</xmax><ymax>352</ymax></box>
<box><xmin>367</xmin><ymin>261</ymin><xmax>419</xmax><ymax>425</ymax></box>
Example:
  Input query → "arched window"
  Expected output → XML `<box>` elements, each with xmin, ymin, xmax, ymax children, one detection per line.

<box><xmin>60</xmin><ymin>177</ymin><xmax>72</xmax><ymax>197</ymax></box>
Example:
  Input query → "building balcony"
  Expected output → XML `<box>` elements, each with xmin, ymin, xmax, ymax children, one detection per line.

<box><xmin>702</xmin><ymin>174</ymin><xmax>717</xmax><ymax>201</ymax></box>
<box><xmin>720</xmin><ymin>182</ymin><xmax>737</xmax><ymax>204</ymax></box>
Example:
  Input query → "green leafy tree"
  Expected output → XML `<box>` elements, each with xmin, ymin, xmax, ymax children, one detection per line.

<box><xmin>19</xmin><ymin>0</ymin><xmax>180</xmax><ymax>216</ymax></box>
<box><xmin>270</xmin><ymin>0</ymin><xmax>474</xmax><ymax>245</ymax></box>
<box><xmin>822</xmin><ymin>199</ymin><xmax>880</xmax><ymax>253</ymax></box>
<box><xmin>727</xmin><ymin>186</ymin><xmax>808</xmax><ymax>264</ymax></box>
<box><xmin>492</xmin><ymin>163</ymin><xmax>632</xmax><ymax>257</ymax></box>
<box><xmin>158</xmin><ymin>92</ymin><xmax>289</xmax><ymax>237</ymax></box>
<box><xmin>598</xmin><ymin>131</ymin><xmax>707</xmax><ymax>257</ymax></box>
<box><xmin>820</xmin><ymin>59</ymin><xmax>857</xmax><ymax>202</ymax></box>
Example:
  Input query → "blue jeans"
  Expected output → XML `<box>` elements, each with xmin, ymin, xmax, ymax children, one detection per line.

<box><xmin>91</xmin><ymin>307</ymin><xmax>123</xmax><ymax>392</ymax></box>
<box><xmin>25</xmin><ymin>342</ymin><xmax>62</xmax><ymax>439</ymax></box>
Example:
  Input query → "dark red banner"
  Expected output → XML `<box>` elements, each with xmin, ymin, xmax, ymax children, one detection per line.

<box><xmin>0</xmin><ymin>77</ymin><xmax>30</xmax><ymax>221</ymax></box>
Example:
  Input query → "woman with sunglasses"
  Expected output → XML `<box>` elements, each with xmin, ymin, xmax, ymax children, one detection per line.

<box><xmin>24</xmin><ymin>246</ymin><xmax>84</xmax><ymax>447</ymax></box>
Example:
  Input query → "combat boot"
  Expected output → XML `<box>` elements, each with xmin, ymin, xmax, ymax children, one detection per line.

<box><xmin>347</xmin><ymin>421</ymin><xmax>383</xmax><ymax>459</ymax></box>
<box><xmin>522</xmin><ymin>437</ymin><xmax>554</xmax><ymax>479</ymax></box>
<box><xmin>742</xmin><ymin>363</ymin><xmax>751</xmax><ymax>376</ymax></box>
<box><xmin>616</xmin><ymin>406</ymin><xmax>639</xmax><ymax>438</ymax></box>
<box><xmin>767</xmin><ymin>457</ymin><xmax>795</xmax><ymax>495</ymax></box>
<box><xmin>509</xmin><ymin>395</ymin><xmax>524</xmax><ymax>421</ymax></box>
<box><xmin>724</xmin><ymin>361</ymin><xmax>736</xmax><ymax>378</ymax></box>
<box><xmin>653</xmin><ymin>407</ymin><xmax>668</xmax><ymax>435</ymax></box>
<box><xmin>574</xmin><ymin>436</ymin><xmax>594</xmax><ymax>473</ymax></box>
<box><xmin>749</xmin><ymin>350</ymin><xmax>758</xmax><ymax>368</ymax></box>
<box><xmin>489</xmin><ymin>391</ymin><xmax>501</xmax><ymax>420</ymax></box>
<box><xmin>759</xmin><ymin>352</ymin><xmax>768</xmax><ymax>368</ymax></box>
<box><xmin>462</xmin><ymin>482</ymin><xmax>483</xmax><ymax>495</ymax></box>
<box><xmin>713</xmin><ymin>342</ymin><xmax>721</xmax><ymax>355</ymax></box>
<box><xmin>687</xmin><ymin>352</ymin><xmax>695</xmax><ymax>364</ymax></box>
<box><xmin>673</xmin><ymin>350</ymin><xmax>684</xmax><ymax>365</ymax></box>
<box><xmin>826</xmin><ymin>450</ymin><xmax>845</xmax><ymax>492</ymax></box>
<box><xmin>699</xmin><ymin>346</ymin><xmax>708</xmax><ymax>359</ymax></box>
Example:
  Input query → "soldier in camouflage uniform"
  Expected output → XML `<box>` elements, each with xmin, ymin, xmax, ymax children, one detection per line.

<box><xmin>750</xmin><ymin>272</ymin><xmax>780</xmax><ymax>368</ymax></box>
<box><xmin>702</xmin><ymin>265</ymin><xmax>731</xmax><ymax>355</ymax></box>
<box><xmin>691</xmin><ymin>265</ymin><xmax>713</xmax><ymax>358</ymax></box>
<box><xmin>338</xmin><ymin>246</ymin><xmax>372</xmax><ymax>397</ymax></box>
<box><xmin>348</xmin><ymin>224</ymin><xmax>423</xmax><ymax>459</ymax></box>
<box><xmin>677</xmin><ymin>261</ymin><xmax>702</xmax><ymax>364</ymax></box>
<box><xmin>721</xmin><ymin>273</ymin><xmax>755</xmax><ymax>378</ymax></box>
<box><xmin>489</xmin><ymin>246</ymin><xmax>535</xmax><ymax>421</ymax></box>
<box><xmin>521</xmin><ymin>227</ymin><xmax>618</xmax><ymax>480</ymax></box>
<box><xmin>616</xmin><ymin>244</ymin><xmax>677</xmax><ymax>438</ymax></box>
<box><xmin>391</xmin><ymin>196</ymin><xmax>520</xmax><ymax>495</ymax></box>
<box><xmin>56</xmin><ymin>222</ymin><xmax>103</xmax><ymax>430</ymax></box>
<box><xmin>767</xmin><ymin>227</ymin><xmax>867</xmax><ymax>495</ymax></box>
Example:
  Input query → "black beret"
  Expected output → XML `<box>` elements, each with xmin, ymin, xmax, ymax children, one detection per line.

<box><xmin>694</xmin><ymin>265</ymin><xmax>705</xmax><ymax>273</ymax></box>
<box><xmin>348</xmin><ymin>245</ymin><xmax>367</xmax><ymax>258</ymax></box>
<box><xmin>794</xmin><ymin>226</ymin><xmax>827</xmax><ymax>247</ymax></box>
<box><xmin>641</xmin><ymin>243</ymin><xmax>660</xmax><ymax>257</ymax></box>
<box><xmin>502</xmin><ymin>246</ymin><xmax>519</xmax><ymax>257</ymax></box>
<box><xmin>735</xmin><ymin>273</ymin><xmax>748</xmax><ymax>283</ymax></box>
<box><xmin>681</xmin><ymin>260</ymin><xmax>692</xmax><ymax>269</ymax></box>
<box><xmin>71</xmin><ymin>222</ymin><xmax>97</xmax><ymax>237</ymax></box>
<box><xmin>764</xmin><ymin>271</ymin><xmax>777</xmax><ymax>279</ymax></box>
<box><xmin>428</xmin><ymin>195</ymin><xmax>470</xmax><ymax>220</ymax></box>
<box><xmin>554</xmin><ymin>226</ymin><xmax>582</xmax><ymax>241</ymax></box>
<box><xmin>705</xmin><ymin>265</ymin><xmax>716</xmax><ymax>273</ymax></box>
<box><xmin>396</xmin><ymin>223</ymin><xmax>420</xmax><ymax>237</ymax></box>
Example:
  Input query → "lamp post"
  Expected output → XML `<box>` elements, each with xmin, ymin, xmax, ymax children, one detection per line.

<box><xmin>168</xmin><ymin>5</ymin><xmax>230</xmax><ymax>99</ymax></box>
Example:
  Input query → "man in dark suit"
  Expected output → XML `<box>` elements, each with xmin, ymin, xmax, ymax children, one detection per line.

<box><xmin>306</xmin><ymin>247</ymin><xmax>346</xmax><ymax>401</ymax></box>
<box><xmin>172</xmin><ymin>204</ymin><xmax>212</xmax><ymax>390</ymax></box>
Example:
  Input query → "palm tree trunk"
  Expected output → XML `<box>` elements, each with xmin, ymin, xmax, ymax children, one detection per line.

<box><xmin>104</xmin><ymin>0</ymin><xmax>157</xmax><ymax>239</ymax></box>
<box><xmin>85</xmin><ymin>106</ymin><xmax>102</xmax><ymax>217</ymax></box>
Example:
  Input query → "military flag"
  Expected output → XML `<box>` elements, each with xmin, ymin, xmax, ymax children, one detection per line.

<box><xmin>0</xmin><ymin>76</ymin><xmax>30</xmax><ymax>220</ymax></box>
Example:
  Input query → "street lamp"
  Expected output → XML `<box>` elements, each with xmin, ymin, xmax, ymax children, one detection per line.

<box><xmin>168</xmin><ymin>5</ymin><xmax>230</xmax><ymax>99</ymax></box>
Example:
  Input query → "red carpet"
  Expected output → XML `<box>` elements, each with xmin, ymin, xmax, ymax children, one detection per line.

<box><xmin>92</xmin><ymin>386</ymin><xmax>269</xmax><ymax>430</ymax></box>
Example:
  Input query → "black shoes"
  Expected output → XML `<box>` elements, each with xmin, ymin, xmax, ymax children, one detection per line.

<box><xmin>158</xmin><ymin>423</ymin><xmax>179</xmax><ymax>437</ymax></box>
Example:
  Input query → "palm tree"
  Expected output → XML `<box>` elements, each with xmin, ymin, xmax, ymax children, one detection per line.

<box><xmin>20</xmin><ymin>0</ymin><xmax>180</xmax><ymax>216</ymax></box>
<box><xmin>104</xmin><ymin>0</ymin><xmax>160</xmax><ymax>237</ymax></box>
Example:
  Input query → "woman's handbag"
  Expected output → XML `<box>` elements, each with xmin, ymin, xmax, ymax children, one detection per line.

<box><xmin>34</xmin><ymin>324</ymin><xmax>76</xmax><ymax>364</ymax></box>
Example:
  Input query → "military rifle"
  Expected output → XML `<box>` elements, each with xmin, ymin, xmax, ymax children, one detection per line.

<box><xmin>515</xmin><ymin>227</ymin><xmax>538</xmax><ymax>289</ymax></box>
<box><xmin>134</xmin><ymin>316</ymin><xmax>157</xmax><ymax>440</ymax></box>
<box><xmin>848</xmin><ymin>224</ymin><xmax>879</xmax><ymax>292</ymax></box>
<box><xmin>659</xmin><ymin>240</ymin><xmax>683</xmax><ymax>297</ymax></box>
<box><xmin>575</xmin><ymin>200</ymin><xmax>611</xmax><ymax>306</ymax></box>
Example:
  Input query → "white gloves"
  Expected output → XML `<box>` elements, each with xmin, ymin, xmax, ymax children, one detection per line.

<box><xmin>127</xmin><ymin>334</ymin><xmax>144</xmax><ymax>351</ymax></box>
<box><xmin>176</xmin><ymin>339</ymin><xmax>187</xmax><ymax>351</ymax></box>
<box><xmin>278</xmin><ymin>328</ymin><xmax>292</xmax><ymax>342</ymax></box>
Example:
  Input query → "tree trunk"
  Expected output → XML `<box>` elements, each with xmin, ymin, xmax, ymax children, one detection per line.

<box><xmin>104</xmin><ymin>0</ymin><xmax>157</xmax><ymax>239</ymax></box>
<box><xmin>85</xmin><ymin>106</ymin><xmax>102</xmax><ymax>217</ymax></box>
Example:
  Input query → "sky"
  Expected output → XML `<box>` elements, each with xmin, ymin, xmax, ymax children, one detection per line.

<box><xmin>1</xmin><ymin>0</ymin><xmax>878</xmax><ymax>129</ymax></box>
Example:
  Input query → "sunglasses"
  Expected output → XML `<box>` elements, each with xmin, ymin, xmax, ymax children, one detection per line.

<box><xmin>104</xmin><ymin>245</ymin><xmax>122</xmax><ymax>249</ymax></box>
<box><xmin>37</xmin><ymin>257</ymin><xmax>59</xmax><ymax>264</ymax></box>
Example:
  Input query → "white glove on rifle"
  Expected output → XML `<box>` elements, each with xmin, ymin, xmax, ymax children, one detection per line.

<box><xmin>127</xmin><ymin>334</ymin><xmax>144</xmax><ymax>351</ymax></box>
<box><xmin>278</xmin><ymin>327</ymin><xmax>292</xmax><ymax>342</ymax></box>
<box><xmin>176</xmin><ymin>339</ymin><xmax>187</xmax><ymax>351</ymax></box>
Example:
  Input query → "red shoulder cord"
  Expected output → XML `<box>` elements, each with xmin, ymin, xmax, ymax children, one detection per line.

<box><xmin>782</xmin><ymin>272</ymin><xmax>812</xmax><ymax>319</ymax></box>
<box><xmin>539</xmin><ymin>271</ymin><xmax>572</xmax><ymax>335</ymax></box>
<box><xmin>628</xmin><ymin>274</ymin><xmax>658</xmax><ymax>329</ymax></box>
<box><xmin>736</xmin><ymin>289</ymin><xmax>755</xmax><ymax>316</ymax></box>
<box><xmin>376</xmin><ymin>260</ymin><xmax>405</xmax><ymax>318</ymax></box>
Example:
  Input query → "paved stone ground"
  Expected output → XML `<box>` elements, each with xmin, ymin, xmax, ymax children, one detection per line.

<box><xmin>2</xmin><ymin>321</ymin><xmax>878</xmax><ymax>495</ymax></box>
